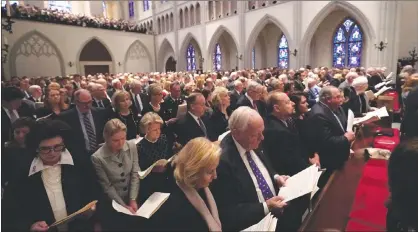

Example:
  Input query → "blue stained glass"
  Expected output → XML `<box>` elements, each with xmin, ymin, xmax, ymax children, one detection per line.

<box><xmin>186</xmin><ymin>44</ymin><xmax>196</xmax><ymax>71</ymax></box>
<box><xmin>277</xmin><ymin>34</ymin><xmax>289</xmax><ymax>69</ymax></box>
<box><xmin>349</xmin><ymin>25</ymin><xmax>362</xmax><ymax>42</ymax></box>
<box><xmin>214</xmin><ymin>43</ymin><xmax>222</xmax><ymax>71</ymax></box>
<box><xmin>128</xmin><ymin>1</ymin><xmax>135</xmax><ymax>18</ymax></box>
<box><xmin>1</xmin><ymin>1</ymin><xmax>19</xmax><ymax>7</ymax></box>
<box><xmin>143</xmin><ymin>0</ymin><xmax>149</xmax><ymax>11</ymax></box>
<box><xmin>343</xmin><ymin>19</ymin><xmax>354</xmax><ymax>32</ymax></box>
<box><xmin>252</xmin><ymin>47</ymin><xmax>256</xmax><ymax>69</ymax></box>
<box><xmin>332</xmin><ymin>18</ymin><xmax>363</xmax><ymax>68</ymax></box>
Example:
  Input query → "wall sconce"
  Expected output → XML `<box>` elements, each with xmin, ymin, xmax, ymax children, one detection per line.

<box><xmin>374</xmin><ymin>41</ymin><xmax>388</xmax><ymax>51</ymax></box>
<box><xmin>68</xmin><ymin>61</ymin><xmax>73</xmax><ymax>67</ymax></box>
<box><xmin>236</xmin><ymin>54</ymin><xmax>243</xmax><ymax>60</ymax></box>
<box><xmin>118</xmin><ymin>62</ymin><xmax>122</xmax><ymax>66</ymax></box>
<box><xmin>291</xmin><ymin>49</ymin><xmax>298</xmax><ymax>56</ymax></box>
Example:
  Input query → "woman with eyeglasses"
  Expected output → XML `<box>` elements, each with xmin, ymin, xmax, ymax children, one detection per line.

<box><xmin>2</xmin><ymin>119</ymin><xmax>95</xmax><ymax>232</ymax></box>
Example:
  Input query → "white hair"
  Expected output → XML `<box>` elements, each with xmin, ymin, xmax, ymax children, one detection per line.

<box><xmin>129</xmin><ymin>79</ymin><xmax>142</xmax><ymax>89</ymax></box>
<box><xmin>229</xmin><ymin>106</ymin><xmax>262</xmax><ymax>133</ymax></box>
<box><xmin>28</xmin><ymin>85</ymin><xmax>41</xmax><ymax>94</ymax></box>
<box><xmin>307</xmin><ymin>77</ymin><xmax>317</xmax><ymax>85</ymax></box>
<box><xmin>352</xmin><ymin>76</ymin><xmax>368</xmax><ymax>87</ymax></box>
<box><xmin>247</xmin><ymin>81</ymin><xmax>261</xmax><ymax>92</ymax></box>
<box><xmin>346</xmin><ymin>72</ymin><xmax>359</xmax><ymax>80</ymax></box>
<box><xmin>111</xmin><ymin>79</ymin><xmax>121</xmax><ymax>86</ymax></box>
<box><xmin>234</xmin><ymin>80</ymin><xmax>243</xmax><ymax>87</ymax></box>
<box><xmin>278</xmin><ymin>74</ymin><xmax>288</xmax><ymax>81</ymax></box>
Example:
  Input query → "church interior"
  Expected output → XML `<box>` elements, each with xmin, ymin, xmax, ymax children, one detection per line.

<box><xmin>1</xmin><ymin>1</ymin><xmax>418</xmax><ymax>231</ymax></box>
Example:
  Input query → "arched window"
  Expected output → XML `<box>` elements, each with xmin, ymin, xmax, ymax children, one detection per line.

<box><xmin>128</xmin><ymin>0</ymin><xmax>135</xmax><ymax>18</ymax></box>
<box><xmin>214</xmin><ymin>43</ymin><xmax>222</xmax><ymax>71</ymax></box>
<box><xmin>186</xmin><ymin>44</ymin><xmax>196</xmax><ymax>71</ymax></box>
<box><xmin>143</xmin><ymin>0</ymin><xmax>150</xmax><ymax>11</ymax></box>
<box><xmin>48</xmin><ymin>1</ymin><xmax>71</xmax><ymax>12</ymax></box>
<box><xmin>333</xmin><ymin>18</ymin><xmax>363</xmax><ymax>68</ymax></box>
<box><xmin>277</xmin><ymin>34</ymin><xmax>289</xmax><ymax>69</ymax></box>
<box><xmin>252</xmin><ymin>47</ymin><xmax>256</xmax><ymax>69</ymax></box>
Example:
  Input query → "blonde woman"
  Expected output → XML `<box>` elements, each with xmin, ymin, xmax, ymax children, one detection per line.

<box><xmin>150</xmin><ymin>137</ymin><xmax>222</xmax><ymax>231</ymax></box>
<box><xmin>141</xmin><ymin>83</ymin><xmax>171</xmax><ymax>122</ymax></box>
<box><xmin>91</xmin><ymin>119</ymin><xmax>140</xmax><ymax>231</ymax></box>
<box><xmin>110</xmin><ymin>91</ymin><xmax>139</xmax><ymax>140</ymax></box>
<box><xmin>208</xmin><ymin>87</ymin><xmax>231</xmax><ymax>141</ymax></box>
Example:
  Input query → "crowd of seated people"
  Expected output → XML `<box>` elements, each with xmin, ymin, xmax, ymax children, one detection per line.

<box><xmin>1</xmin><ymin>3</ymin><xmax>148</xmax><ymax>34</ymax></box>
<box><xmin>1</xmin><ymin>65</ymin><xmax>418</xmax><ymax>231</ymax></box>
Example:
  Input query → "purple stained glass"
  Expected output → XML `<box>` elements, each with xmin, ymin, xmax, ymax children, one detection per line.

<box><xmin>333</xmin><ymin>18</ymin><xmax>363</xmax><ymax>68</ymax></box>
<box><xmin>277</xmin><ymin>35</ymin><xmax>289</xmax><ymax>69</ymax></box>
<box><xmin>186</xmin><ymin>44</ymin><xmax>196</xmax><ymax>71</ymax></box>
<box><xmin>143</xmin><ymin>0</ymin><xmax>149</xmax><ymax>11</ymax></box>
<box><xmin>214</xmin><ymin>43</ymin><xmax>222</xmax><ymax>71</ymax></box>
<box><xmin>343</xmin><ymin>19</ymin><xmax>354</xmax><ymax>32</ymax></box>
<box><xmin>334</xmin><ymin>27</ymin><xmax>346</xmax><ymax>43</ymax></box>
<box><xmin>128</xmin><ymin>1</ymin><xmax>135</xmax><ymax>18</ymax></box>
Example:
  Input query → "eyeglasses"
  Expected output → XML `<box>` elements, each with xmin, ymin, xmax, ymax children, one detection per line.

<box><xmin>37</xmin><ymin>143</ymin><xmax>66</xmax><ymax>154</ymax></box>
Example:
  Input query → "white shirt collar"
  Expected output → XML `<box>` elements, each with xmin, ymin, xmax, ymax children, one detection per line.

<box><xmin>28</xmin><ymin>149</ymin><xmax>74</xmax><ymax>176</ymax></box>
<box><xmin>245</xmin><ymin>93</ymin><xmax>254</xmax><ymax>105</ymax></box>
<box><xmin>232</xmin><ymin>135</ymin><xmax>247</xmax><ymax>157</ymax></box>
<box><xmin>188</xmin><ymin>111</ymin><xmax>200</xmax><ymax>123</ymax></box>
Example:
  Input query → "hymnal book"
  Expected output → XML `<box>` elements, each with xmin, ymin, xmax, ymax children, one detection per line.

<box><xmin>242</xmin><ymin>213</ymin><xmax>277</xmax><ymax>231</ymax></box>
<box><xmin>49</xmin><ymin>200</ymin><xmax>98</xmax><ymax>228</ymax></box>
<box><xmin>353</xmin><ymin>106</ymin><xmax>389</xmax><ymax>125</ymax></box>
<box><xmin>112</xmin><ymin>192</ymin><xmax>170</xmax><ymax>219</ymax></box>
<box><xmin>138</xmin><ymin>156</ymin><xmax>174</xmax><ymax>179</ymax></box>
<box><xmin>278</xmin><ymin>165</ymin><xmax>323</xmax><ymax>203</ymax></box>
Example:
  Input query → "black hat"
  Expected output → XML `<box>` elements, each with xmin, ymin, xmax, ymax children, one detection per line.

<box><xmin>1</xmin><ymin>86</ymin><xmax>25</xmax><ymax>102</ymax></box>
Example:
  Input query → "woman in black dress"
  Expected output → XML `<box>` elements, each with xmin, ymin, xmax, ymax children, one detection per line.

<box><xmin>137</xmin><ymin>112</ymin><xmax>175</xmax><ymax>203</ymax></box>
<box><xmin>109</xmin><ymin>90</ymin><xmax>139</xmax><ymax>140</ymax></box>
<box><xmin>208</xmin><ymin>87</ymin><xmax>231</xmax><ymax>141</ymax></box>
<box><xmin>35</xmin><ymin>88</ymin><xmax>69</xmax><ymax>120</ymax></box>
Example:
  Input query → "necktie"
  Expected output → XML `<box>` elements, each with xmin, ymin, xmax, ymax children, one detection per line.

<box><xmin>9</xmin><ymin>110</ymin><xmax>18</xmax><ymax>123</ymax></box>
<box><xmin>245</xmin><ymin>151</ymin><xmax>274</xmax><ymax>201</ymax></box>
<box><xmin>253</xmin><ymin>102</ymin><xmax>258</xmax><ymax>112</ymax></box>
<box><xmin>82</xmin><ymin>113</ymin><xmax>97</xmax><ymax>151</ymax></box>
<box><xmin>134</xmin><ymin>95</ymin><xmax>141</xmax><ymax>112</ymax></box>
<box><xmin>198</xmin><ymin>117</ymin><xmax>208</xmax><ymax>137</ymax></box>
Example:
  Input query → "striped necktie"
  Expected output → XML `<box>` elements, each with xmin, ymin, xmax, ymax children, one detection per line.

<box><xmin>82</xmin><ymin>112</ymin><xmax>97</xmax><ymax>151</ymax></box>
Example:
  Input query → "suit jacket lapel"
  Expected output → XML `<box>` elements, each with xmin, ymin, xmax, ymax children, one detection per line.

<box><xmin>30</xmin><ymin>172</ymin><xmax>55</xmax><ymax>224</ymax></box>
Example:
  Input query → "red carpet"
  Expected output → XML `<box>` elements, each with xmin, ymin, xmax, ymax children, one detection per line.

<box><xmin>346</xmin><ymin>159</ymin><xmax>389</xmax><ymax>231</ymax></box>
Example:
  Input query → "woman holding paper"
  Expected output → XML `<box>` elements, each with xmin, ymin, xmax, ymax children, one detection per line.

<box><xmin>91</xmin><ymin>119</ymin><xmax>140</xmax><ymax>230</ymax></box>
<box><xmin>2</xmin><ymin>119</ymin><xmax>95</xmax><ymax>231</ymax></box>
<box><xmin>149</xmin><ymin>137</ymin><xmax>222</xmax><ymax>231</ymax></box>
<box><xmin>137</xmin><ymin>112</ymin><xmax>175</xmax><ymax>203</ymax></box>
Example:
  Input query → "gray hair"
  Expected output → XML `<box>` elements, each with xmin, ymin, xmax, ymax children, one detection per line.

<box><xmin>139</xmin><ymin>112</ymin><xmax>164</xmax><ymax>134</ymax></box>
<box><xmin>352</xmin><ymin>76</ymin><xmax>368</xmax><ymax>87</ymax></box>
<box><xmin>345</xmin><ymin>72</ymin><xmax>358</xmax><ymax>80</ymax></box>
<box><xmin>74</xmin><ymin>89</ymin><xmax>91</xmax><ymax>101</ymax></box>
<box><xmin>319</xmin><ymin>86</ymin><xmax>338</xmax><ymax>102</ymax></box>
<box><xmin>229</xmin><ymin>106</ymin><xmax>262</xmax><ymax>133</ymax></box>
<box><xmin>129</xmin><ymin>79</ymin><xmax>142</xmax><ymax>89</ymax></box>
<box><xmin>247</xmin><ymin>81</ymin><xmax>261</xmax><ymax>92</ymax></box>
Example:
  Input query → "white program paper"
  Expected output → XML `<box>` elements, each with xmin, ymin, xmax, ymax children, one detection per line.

<box><xmin>278</xmin><ymin>165</ymin><xmax>323</xmax><ymax>203</ymax></box>
<box><xmin>353</xmin><ymin>106</ymin><xmax>389</xmax><ymax>125</ymax></box>
<box><xmin>374</xmin><ymin>86</ymin><xmax>392</xmax><ymax>98</ymax></box>
<box><xmin>138</xmin><ymin>156</ymin><xmax>174</xmax><ymax>179</ymax></box>
<box><xmin>112</xmin><ymin>192</ymin><xmax>170</xmax><ymax>218</ymax></box>
<box><xmin>242</xmin><ymin>213</ymin><xmax>277</xmax><ymax>232</ymax></box>
<box><xmin>176</xmin><ymin>103</ymin><xmax>187</xmax><ymax>119</ymax></box>
<box><xmin>347</xmin><ymin>109</ymin><xmax>354</xmax><ymax>132</ymax></box>
<box><xmin>218</xmin><ymin>130</ymin><xmax>231</xmax><ymax>141</ymax></box>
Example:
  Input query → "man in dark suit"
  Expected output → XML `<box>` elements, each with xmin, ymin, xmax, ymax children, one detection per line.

<box><xmin>401</xmin><ymin>85</ymin><xmax>418</xmax><ymax>139</ymax></box>
<box><xmin>236</xmin><ymin>81</ymin><xmax>264</xmax><ymax>115</ymax></box>
<box><xmin>175</xmin><ymin>92</ymin><xmax>210</xmax><ymax>146</ymax></box>
<box><xmin>210</xmin><ymin>106</ymin><xmax>289</xmax><ymax>231</ymax></box>
<box><xmin>264</xmin><ymin>92</ymin><xmax>315</xmax><ymax>176</ymax></box>
<box><xmin>162</xmin><ymin>81</ymin><xmax>185</xmax><ymax>120</ymax></box>
<box><xmin>306</xmin><ymin>86</ymin><xmax>355</xmax><ymax>187</ymax></box>
<box><xmin>26</xmin><ymin>85</ymin><xmax>43</xmax><ymax>103</ymax></box>
<box><xmin>129</xmin><ymin>79</ymin><xmax>148</xmax><ymax>117</ymax></box>
<box><xmin>1</xmin><ymin>87</ymin><xmax>34</xmax><ymax>145</ymax></box>
<box><xmin>89</xmin><ymin>83</ymin><xmax>111</xmax><ymax>109</ymax></box>
<box><xmin>228</xmin><ymin>80</ymin><xmax>244</xmax><ymax>112</ymax></box>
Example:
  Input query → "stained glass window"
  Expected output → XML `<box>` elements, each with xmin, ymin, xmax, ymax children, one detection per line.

<box><xmin>102</xmin><ymin>1</ymin><xmax>107</xmax><ymax>17</ymax></box>
<box><xmin>214</xmin><ymin>43</ymin><xmax>222</xmax><ymax>71</ymax></box>
<box><xmin>128</xmin><ymin>1</ymin><xmax>135</xmax><ymax>18</ymax></box>
<box><xmin>186</xmin><ymin>44</ymin><xmax>196</xmax><ymax>71</ymax></box>
<box><xmin>48</xmin><ymin>1</ymin><xmax>71</xmax><ymax>12</ymax></box>
<box><xmin>143</xmin><ymin>0</ymin><xmax>150</xmax><ymax>11</ymax></box>
<box><xmin>277</xmin><ymin>34</ymin><xmax>289</xmax><ymax>69</ymax></box>
<box><xmin>333</xmin><ymin>18</ymin><xmax>363</xmax><ymax>68</ymax></box>
<box><xmin>252</xmin><ymin>47</ymin><xmax>256</xmax><ymax>69</ymax></box>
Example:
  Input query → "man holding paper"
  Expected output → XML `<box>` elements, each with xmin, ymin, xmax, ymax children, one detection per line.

<box><xmin>210</xmin><ymin>107</ymin><xmax>292</xmax><ymax>231</ymax></box>
<box><xmin>306</xmin><ymin>86</ymin><xmax>354</xmax><ymax>187</ymax></box>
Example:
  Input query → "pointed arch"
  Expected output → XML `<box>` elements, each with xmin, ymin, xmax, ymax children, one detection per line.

<box><xmin>332</xmin><ymin>17</ymin><xmax>363</xmax><ymax>68</ymax></box>
<box><xmin>124</xmin><ymin>39</ymin><xmax>153</xmax><ymax>72</ymax></box>
<box><xmin>9</xmin><ymin>30</ymin><xmax>65</xmax><ymax>77</ymax></box>
<box><xmin>179</xmin><ymin>32</ymin><xmax>202</xmax><ymax>71</ymax></box>
<box><xmin>207</xmin><ymin>25</ymin><xmax>239</xmax><ymax>71</ymax></box>
<box><xmin>157</xmin><ymin>38</ymin><xmax>175</xmax><ymax>71</ymax></box>
<box><xmin>207</xmin><ymin>25</ymin><xmax>239</xmax><ymax>54</ymax></box>
<box><xmin>77</xmin><ymin>37</ymin><xmax>114</xmax><ymax>62</ymax></box>
<box><xmin>246</xmin><ymin>14</ymin><xmax>293</xmax><ymax>68</ymax></box>
<box><xmin>300</xmin><ymin>1</ymin><xmax>376</xmax><ymax>67</ymax></box>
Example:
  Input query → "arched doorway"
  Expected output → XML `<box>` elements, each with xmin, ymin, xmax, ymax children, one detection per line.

<box><xmin>78</xmin><ymin>38</ymin><xmax>113</xmax><ymax>75</ymax></box>
<box><xmin>165</xmin><ymin>56</ymin><xmax>176</xmax><ymax>72</ymax></box>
